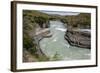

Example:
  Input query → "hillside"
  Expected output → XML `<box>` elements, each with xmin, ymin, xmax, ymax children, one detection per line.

<box><xmin>65</xmin><ymin>13</ymin><xmax>91</xmax><ymax>29</ymax></box>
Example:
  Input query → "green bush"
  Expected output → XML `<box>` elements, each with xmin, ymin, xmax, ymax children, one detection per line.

<box><xmin>29</xmin><ymin>47</ymin><xmax>37</xmax><ymax>54</ymax></box>
<box><xmin>34</xmin><ymin>16</ymin><xmax>49</xmax><ymax>28</ymax></box>
<box><xmin>23</xmin><ymin>34</ymin><xmax>33</xmax><ymax>49</ymax></box>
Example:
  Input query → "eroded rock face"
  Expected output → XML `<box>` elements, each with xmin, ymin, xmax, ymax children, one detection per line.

<box><xmin>64</xmin><ymin>30</ymin><xmax>91</xmax><ymax>49</ymax></box>
<box><xmin>34</xmin><ymin>28</ymin><xmax>52</xmax><ymax>41</ymax></box>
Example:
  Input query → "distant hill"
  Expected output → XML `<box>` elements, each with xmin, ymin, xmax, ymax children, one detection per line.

<box><xmin>65</xmin><ymin>13</ymin><xmax>91</xmax><ymax>29</ymax></box>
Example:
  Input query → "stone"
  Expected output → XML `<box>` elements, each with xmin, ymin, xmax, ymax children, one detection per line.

<box><xmin>64</xmin><ymin>30</ymin><xmax>91</xmax><ymax>49</ymax></box>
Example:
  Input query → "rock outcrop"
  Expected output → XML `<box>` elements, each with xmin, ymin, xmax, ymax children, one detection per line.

<box><xmin>64</xmin><ymin>29</ymin><xmax>91</xmax><ymax>49</ymax></box>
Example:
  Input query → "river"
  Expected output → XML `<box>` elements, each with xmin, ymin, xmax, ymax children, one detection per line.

<box><xmin>40</xmin><ymin>20</ymin><xmax>90</xmax><ymax>61</ymax></box>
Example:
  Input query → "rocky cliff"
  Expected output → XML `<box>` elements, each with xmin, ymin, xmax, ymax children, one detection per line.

<box><xmin>64</xmin><ymin>29</ymin><xmax>91</xmax><ymax>49</ymax></box>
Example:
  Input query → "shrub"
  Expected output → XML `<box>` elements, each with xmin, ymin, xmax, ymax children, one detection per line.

<box><xmin>23</xmin><ymin>34</ymin><xmax>33</xmax><ymax>50</ymax></box>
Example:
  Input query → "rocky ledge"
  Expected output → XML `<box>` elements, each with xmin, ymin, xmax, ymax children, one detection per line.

<box><xmin>64</xmin><ymin>29</ymin><xmax>91</xmax><ymax>49</ymax></box>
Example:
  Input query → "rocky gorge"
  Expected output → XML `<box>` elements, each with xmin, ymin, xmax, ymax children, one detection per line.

<box><xmin>23</xmin><ymin>10</ymin><xmax>91</xmax><ymax>62</ymax></box>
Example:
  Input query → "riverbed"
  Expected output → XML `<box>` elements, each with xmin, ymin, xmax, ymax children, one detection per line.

<box><xmin>40</xmin><ymin>20</ymin><xmax>91</xmax><ymax>61</ymax></box>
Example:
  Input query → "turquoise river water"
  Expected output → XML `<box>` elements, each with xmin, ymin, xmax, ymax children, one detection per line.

<box><xmin>40</xmin><ymin>20</ymin><xmax>91</xmax><ymax>60</ymax></box>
